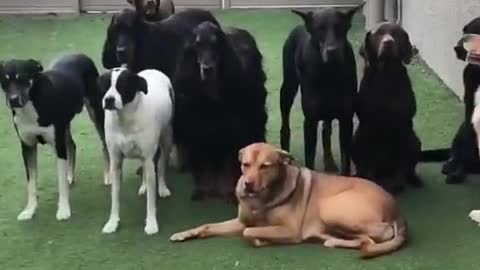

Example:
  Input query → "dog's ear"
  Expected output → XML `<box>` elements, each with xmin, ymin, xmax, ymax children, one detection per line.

<box><xmin>291</xmin><ymin>10</ymin><xmax>313</xmax><ymax>32</ymax></box>
<box><xmin>97</xmin><ymin>71</ymin><xmax>112</xmax><ymax>97</ymax></box>
<box><xmin>276</xmin><ymin>149</ymin><xmax>295</xmax><ymax>165</ymax></box>
<box><xmin>136</xmin><ymin>75</ymin><xmax>148</xmax><ymax>94</ymax></box>
<box><xmin>360</xmin><ymin>31</ymin><xmax>371</xmax><ymax>66</ymax></box>
<box><xmin>27</xmin><ymin>59</ymin><xmax>43</xmax><ymax>74</ymax></box>
<box><xmin>400</xmin><ymin>30</ymin><xmax>414</xmax><ymax>64</ymax></box>
<box><xmin>238</xmin><ymin>147</ymin><xmax>245</xmax><ymax>162</ymax></box>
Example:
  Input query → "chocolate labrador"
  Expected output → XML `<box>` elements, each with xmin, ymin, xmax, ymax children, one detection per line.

<box><xmin>170</xmin><ymin>143</ymin><xmax>407</xmax><ymax>259</ymax></box>
<box><xmin>127</xmin><ymin>0</ymin><xmax>175</xmax><ymax>21</ymax></box>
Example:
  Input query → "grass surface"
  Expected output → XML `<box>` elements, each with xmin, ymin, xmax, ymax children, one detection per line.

<box><xmin>0</xmin><ymin>10</ymin><xmax>477</xmax><ymax>270</ymax></box>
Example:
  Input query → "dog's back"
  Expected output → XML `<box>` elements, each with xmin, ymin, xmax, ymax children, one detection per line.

<box><xmin>138</xmin><ymin>69</ymin><xmax>174</xmax><ymax>127</ymax></box>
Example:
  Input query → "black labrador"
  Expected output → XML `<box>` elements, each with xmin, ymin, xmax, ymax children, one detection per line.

<box><xmin>280</xmin><ymin>3</ymin><xmax>364</xmax><ymax>175</ymax></box>
<box><xmin>352</xmin><ymin>22</ymin><xmax>421</xmax><ymax>194</ymax></box>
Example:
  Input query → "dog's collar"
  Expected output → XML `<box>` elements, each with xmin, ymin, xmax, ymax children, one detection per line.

<box><xmin>262</xmin><ymin>167</ymin><xmax>302</xmax><ymax>211</ymax></box>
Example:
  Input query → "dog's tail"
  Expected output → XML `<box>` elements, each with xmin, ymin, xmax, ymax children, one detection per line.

<box><xmin>359</xmin><ymin>216</ymin><xmax>407</xmax><ymax>259</ymax></box>
<box><xmin>419</xmin><ymin>148</ymin><xmax>450</xmax><ymax>162</ymax></box>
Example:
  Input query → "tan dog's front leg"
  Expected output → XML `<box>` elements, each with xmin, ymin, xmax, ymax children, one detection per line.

<box><xmin>243</xmin><ymin>226</ymin><xmax>301</xmax><ymax>246</ymax></box>
<box><xmin>170</xmin><ymin>218</ymin><xmax>245</xmax><ymax>242</ymax></box>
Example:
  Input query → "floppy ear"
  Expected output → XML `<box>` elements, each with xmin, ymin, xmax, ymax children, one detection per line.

<box><xmin>277</xmin><ymin>149</ymin><xmax>295</xmax><ymax>165</ymax></box>
<box><xmin>238</xmin><ymin>147</ymin><xmax>245</xmax><ymax>162</ymax></box>
<box><xmin>97</xmin><ymin>71</ymin><xmax>112</xmax><ymax>97</ymax></box>
<box><xmin>400</xmin><ymin>31</ymin><xmax>414</xmax><ymax>64</ymax></box>
<box><xmin>136</xmin><ymin>76</ymin><xmax>148</xmax><ymax>94</ymax></box>
<box><xmin>27</xmin><ymin>59</ymin><xmax>43</xmax><ymax>74</ymax></box>
<box><xmin>359</xmin><ymin>31</ymin><xmax>371</xmax><ymax>65</ymax></box>
<box><xmin>291</xmin><ymin>10</ymin><xmax>313</xmax><ymax>32</ymax></box>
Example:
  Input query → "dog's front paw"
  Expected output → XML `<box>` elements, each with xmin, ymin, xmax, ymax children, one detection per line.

<box><xmin>144</xmin><ymin>219</ymin><xmax>159</xmax><ymax>235</ymax></box>
<box><xmin>68</xmin><ymin>177</ymin><xmax>75</xmax><ymax>185</ymax></box>
<box><xmin>170</xmin><ymin>228</ymin><xmax>201</xmax><ymax>242</ymax></box>
<box><xmin>324</xmin><ymin>239</ymin><xmax>337</xmax><ymax>248</ymax></box>
<box><xmin>158</xmin><ymin>184</ymin><xmax>171</xmax><ymax>198</ymax></box>
<box><xmin>56</xmin><ymin>206</ymin><xmax>71</xmax><ymax>221</ymax></box>
<box><xmin>469</xmin><ymin>210</ymin><xmax>480</xmax><ymax>224</ymax></box>
<box><xmin>17</xmin><ymin>208</ymin><xmax>36</xmax><ymax>221</ymax></box>
<box><xmin>103</xmin><ymin>173</ymin><xmax>111</xmax><ymax>186</ymax></box>
<box><xmin>102</xmin><ymin>218</ymin><xmax>120</xmax><ymax>234</ymax></box>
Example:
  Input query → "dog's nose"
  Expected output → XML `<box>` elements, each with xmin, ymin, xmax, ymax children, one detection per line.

<box><xmin>381</xmin><ymin>34</ymin><xmax>395</xmax><ymax>45</ymax></box>
<box><xmin>8</xmin><ymin>95</ymin><xmax>22</xmax><ymax>108</ymax></box>
<box><xmin>116</xmin><ymin>47</ymin><xmax>128</xmax><ymax>61</ymax></box>
<box><xmin>104</xmin><ymin>97</ymin><xmax>116</xmax><ymax>110</ymax></box>
<box><xmin>244</xmin><ymin>182</ymin><xmax>255</xmax><ymax>194</ymax></box>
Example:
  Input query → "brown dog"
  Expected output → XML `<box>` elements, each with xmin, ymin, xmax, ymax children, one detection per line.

<box><xmin>170</xmin><ymin>143</ymin><xmax>407</xmax><ymax>259</ymax></box>
<box><xmin>127</xmin><ymin>0</ymin><xmax>175</xmax><ymax>21</ymax></box>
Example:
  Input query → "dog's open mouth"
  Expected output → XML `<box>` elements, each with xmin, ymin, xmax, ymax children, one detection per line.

<box><xmin>467</xmin><ymin>52</ymin><xmax>480</xmax><ymax>66</ymax></box>
<box><xmin>463</xmin><ymin>34</ymin><xmax>480</xmax><ymax>65</ymax></box>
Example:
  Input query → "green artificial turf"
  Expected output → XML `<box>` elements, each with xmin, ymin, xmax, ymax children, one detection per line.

<box><xmin>0</xmin><ymin>9</ymin><xmax>477</xmax><ymax>270</ymax></box>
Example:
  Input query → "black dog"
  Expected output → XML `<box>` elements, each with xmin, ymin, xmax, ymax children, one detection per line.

<box><xmin>0</xmin><ymin>54</ymin><xmax>104</xmax><ymax>221</ymax></box>
<box><xmin>173</xmin><ymin>22</ymin><xmax>268</xmax><ymax>201</ymax></box>
<box><xmin>421</xmin><ymin>17</ymin><xmax>480</xmax><ymax>184</ymax></box>
<box><xmin>102</xmin><ymin>1</ymin><xmax>219</xmax><ymax>77</ymax></box>
<box><xmin>126</xmin><ymin>0</ymin><xmax>175</xmax><ymax>22</ymax></box>
<box><xmin>280</xmin><ymin>4</ymin><xmax>364</xmax><ymax>175</ymax></box>
<box><xmin>352</xmin><ymin>22</ymin><xmax>421</xmax><ymax>193</ymax></box>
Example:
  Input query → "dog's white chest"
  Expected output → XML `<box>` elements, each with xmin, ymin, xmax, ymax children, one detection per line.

<box><xmin>13</xmin><ymin>103</ymin><xmax>55</xmax><ymax>146</ymax></box>
<box><xmin>113</xmin><ymin>133</ymin><xmax>143</xmax><ymax>159</ymax></box>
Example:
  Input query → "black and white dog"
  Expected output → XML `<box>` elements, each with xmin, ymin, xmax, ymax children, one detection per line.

<box><xmin>0</xmin><ymin>54</ymin><xmax>103</xmax><ymax>221</ymax></box>
<box><xmin>100</xmin><ymin>67</ymin><xmax>173</xmax><ymax>235</ymax></box>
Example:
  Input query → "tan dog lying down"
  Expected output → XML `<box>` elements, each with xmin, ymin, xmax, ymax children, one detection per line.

<box><xmin>170</xmin><ymin>143</ymin><xmax>407</xmax><ymax>259</ymax></box>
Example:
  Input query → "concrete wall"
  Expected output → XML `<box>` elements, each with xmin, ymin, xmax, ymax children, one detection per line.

<box><xmin>401</xmin><ymin>0</ymin><xmax>480</xmax><ymax>97</ymax></box>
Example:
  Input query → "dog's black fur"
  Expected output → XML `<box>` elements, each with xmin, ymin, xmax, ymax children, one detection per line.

<box><xmin>102</xmin><ymin>3</ymin><xmax>219</xmax><ymax>76</ymax></box>
<box><xmin>422</xmin><ymin>17</ymin><xmax>480</xmax><ymax>184</ymax></box>
<box><xmin>280</xmin><ymin>4</ymin><xmax>364</xmax><ymax>175</ymax></box>
<box><xmin>352</xmin><ymin>23</ymin><xmax>421</xmax><ymax>194</ymax></box>
<box><xmin>173</xmin><ymin>22</ymin><xmax>268</xmax><ymax>201</ymax></box>
<box><xmin>0</xmin><ymin>54</ymin><xmax>103</xmax><ymax>184</ymax></box>
<box><xmin>126</xmin><ymin>0</ymin><xmax>175</xmax><ymax>22</ymax></box>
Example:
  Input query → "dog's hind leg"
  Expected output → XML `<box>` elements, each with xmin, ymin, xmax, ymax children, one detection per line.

<box><xmin>304</xmin><ymin>119</ymin><xmax>318</xmax><ymax>170</ymax></box>
<box><xmin>156</xmin><ymin>128</ymin><xmax>172</xmax><ymax>198</ymax></box>
<box><xmin>65</xmin><ymin>126</ymin><xmax>76</xmax><ymax>185</ymax></box>
<box><xmin>322</xmin><ymin>120</ymin><xmax>338</xmax><ymax>172</ymax></box>
<box><xmin>339</xmin><ymin>118</ymin><xmax>353</xmax><ymax>176</ymax></box>
<box><xmin>144</xmin><ymin>159</ymin><xmax>159</xmax><ymax>235</ymax></box>
<box><xmin>17</xmin><ymin>143</ymin><xmax>38</xmax><ymax>221</ymax></box>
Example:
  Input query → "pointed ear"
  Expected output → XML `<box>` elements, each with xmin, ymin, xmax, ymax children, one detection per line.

<box><xmin>136</xmin><ymin>76</ymin><xmax>148</xmax><ymax>94</ymax></box>
<box><xmin>291</xmin><ymin>10</ymin><xmax>313</xmax><ymax>32</ymax></box>
<box><xmin>27</xmin><ymin>59</ymin><xmax>43</xmax><ymax>74</ymax></box>
<box><xmin>277</xmin><ymin>149</ymin><xmax>295</xmax><ymax>165</ymax></box>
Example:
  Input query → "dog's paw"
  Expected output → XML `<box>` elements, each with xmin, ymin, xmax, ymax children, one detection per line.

<box><xmin>469</xmin><ymin>210</ymin><xmax>480</xmax><ymax>224</ymax></box>
<box><xmin>102</xmin><ymin>218</ymin><xmax>120</xmax><ymax>234</ymax></box>
<box><xmin>17</xmin><ymin>208</ymin><xmax>36</xmax><ymax>221</ymax></box>
<box><xmin>144</xmin><ymin>219</ymin><xmax>159</xmax><ymax>235</ymax></box>
<box><xmin>170</xmin><ymin>229</ymin><xmax>199</xmax><ymax>242</ymax></box>
<box><xmin>324</xmin><ymin>239</ymin><xmax>337</xmax><ymax>248</ymax></box>
<box><xmin>103</xmin><ymin>175</ymin><xmax>111</xmax><ymax>186</ymax></box>
<box><xmin>138</xmin><ymin>183</ymin><xmax>147</xmax><ymax>196</ymax></box>
<box><xmin>56</xmin><ymin>206</ymin><xmax>71</xmax><ymax>221</ymax></box>
<box><xmin>158</xmin><ymin>184</ymin><xmax>171</xmax><ymax>198</ymax></box>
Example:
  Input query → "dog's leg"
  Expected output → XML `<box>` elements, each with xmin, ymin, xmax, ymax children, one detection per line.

<box><xmin>320</xmin><ymin>234</ymin><xmax>365</xmax><ymax>249</ymax></box>
<box><xmin>280</xmin><ymin>77</ymin><xmax>299</xmax><ymax>151</ymax></box>
<box><xmin>339</xmin><ymin>118</ymin><xmax>353</xmax><ymax>176</ymax></box>
<box><xmin>304</xmin><ymin>119</ymin><xmax>318</xmax><ymax>170</ymax></box>
<box><xmin>157</xmin><ymin>128</ymin><xmax>172</xmax><ymax>198</ymax></box>
<box><xmin>243</xmin><ymin>226</ymin><xmax>301</xmax><ymax>246</ymax></box>
<box><xmin>322</xmin><ymin>120</ymin><xmax>338</xmax><ymax>172</ymax></box>
<box><xmin>54</xmin><ymin>127</ymin><xmax>71</xmax><ymax>221</ymax></box>
<box><xmin>17</xmin><ymin>143</ymin><xmax>38</xmax><ymax>221</ymax></box>
<box><xmin>103</xmin><ymin>146</ymin><xmax>111</xmax><ymax>185</ymax></box>
<box><xmin>102</xmin><ymin>154</ymin><xmax>123</xmax><ymax>233</ymax></box>
<box><xmin>144</xmin><ymin>159</ymin><xmax>158</xmax><ymax>235</ymax></box>
<box><xmin>170</xmin><ymin>218</ymin><xmax>245</xmax><ymax>242</ymax></box>
<box><xmin>65</xmin><ymin>127</ymin><xmax>76</xmax><ymax>185</ymax></box>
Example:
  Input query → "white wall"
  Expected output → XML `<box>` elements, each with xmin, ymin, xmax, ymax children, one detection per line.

<box><xmin>402</xmin><ymin>0</ymin><xmax>480</xmax><ymax>97</ymax></box>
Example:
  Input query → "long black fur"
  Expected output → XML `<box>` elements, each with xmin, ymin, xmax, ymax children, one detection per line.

<box><xmin>101</xmin><ymin>7</ymin><xmax>219</xmax><ymax>77</ymax></box>
<box><xmin>173</xmin><ymin>22</ymin><xmax>267</xmax><ymax>201</ymax></box>
<box><xmin>352</xmin><ymin>23</ymin><xmax>422</xmax><ymax>194</ymax></box>
<box><xmin>279</xmin><ymin>5</ymin><xmax>364</xmax><ymax>175</ymax></box>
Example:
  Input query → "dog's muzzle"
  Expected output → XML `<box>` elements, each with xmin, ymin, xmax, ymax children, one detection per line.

<box><xmin>103</xmin><ymin>96</ymin><xmax>117</xmax><ymax>111</ymax></box>
<box><xmin>8</xmin><ymin>95</ymin><xmax>24</xmax><ymax>108</ymax></box>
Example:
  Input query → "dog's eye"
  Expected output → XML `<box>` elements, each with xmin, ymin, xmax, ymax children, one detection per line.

<box><xmin>242</xmin><ymin>163</ymin><xmax>250</xmax><ymax>168</ymax></box>
<box><xmin>260</xmin><ymin>163</ymin><xmax>272</xmax><ymax>169</ymax></box>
